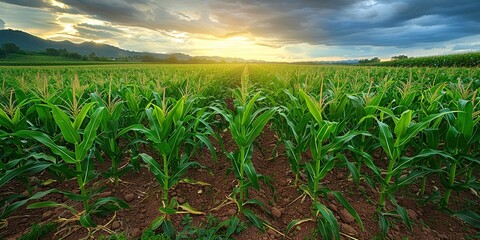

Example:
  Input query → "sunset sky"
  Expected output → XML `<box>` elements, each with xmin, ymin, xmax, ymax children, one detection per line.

<box><xmin>1</xmin><ymin>0</ymin><xmax>479</xmax><ymax>61</ymax></box>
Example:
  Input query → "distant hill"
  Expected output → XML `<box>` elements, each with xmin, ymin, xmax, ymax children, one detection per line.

<box><xmin>0</xmin><ymin>29</ymin><xmax>171</xmax><ymax>59</ymax></box>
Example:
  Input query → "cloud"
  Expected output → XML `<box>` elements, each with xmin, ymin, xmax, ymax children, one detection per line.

<box><xmin>0</xmin><ymin>0</ymin><xmax>49</xmax><ymax>8</ymax></box>
<box><xmin>0</xmin><ymin>2</ymin><xmax>63</xmax><ymax>35</ymax></box>
<box><xmin>1</xmin><ymin>0</ymin><xmax>479</xmax><ymax>60</ymax></box>
<box><xmin>452</xmin><ymin>43</ymin><xmax>480</xmax><ymax>51</ymax></box>
<box><xmin>22</xmin><ymin>0</ymin><xmax>472</xmax><ymax>48</ymax></box>
<box><xmin>0</xmin><ymin>18</ymin><xmax>4</xmax><ymax>29</ymax></box>
<box><xmin>74</xmin><ymin>23</ymin><xmax>125</xmax><ymax>39</ymax></box>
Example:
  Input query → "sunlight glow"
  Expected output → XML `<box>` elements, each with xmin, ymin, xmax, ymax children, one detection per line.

<box><xmin>49</xmin><ymin>0</ymin><xmax>68</xmax><ymax>9</ymax></box>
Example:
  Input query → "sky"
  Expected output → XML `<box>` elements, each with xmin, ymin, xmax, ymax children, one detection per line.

<box><xmin>0</xmin><ymin>0</ymin><xmax>479</xmax><ymax>62</ymax></box>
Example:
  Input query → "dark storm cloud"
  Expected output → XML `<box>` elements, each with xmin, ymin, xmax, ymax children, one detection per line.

<box><xmin>0</xmin><ymin>0</ymin><xmax>49</xmax><ymax>8</ymax></box>
<box><xmin>2</xmin><ymin>0</ymin><xmax>480</xmax><ymax>47</ymax></box>
<box><xmin>212</xmin><ymin>0</ymin><xmax>480</xmax><ymax>47</ymax></box>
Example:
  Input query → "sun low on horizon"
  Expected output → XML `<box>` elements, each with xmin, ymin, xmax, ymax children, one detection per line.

<box><xmin>0</xmin><ymin>0</ymin><xmax>479</xmax><ymax>62</ymax></box>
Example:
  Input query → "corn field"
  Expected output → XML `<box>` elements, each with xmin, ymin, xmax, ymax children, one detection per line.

<box><xmin>1</xmin><ymin>64</ymin><xmax>479</xmax><ymax>239</ymax></box>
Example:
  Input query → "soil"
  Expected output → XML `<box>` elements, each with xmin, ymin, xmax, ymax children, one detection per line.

<box><xmin>1</xmin><ymin>125</ymin><xmax>478</xmax><ymax>240</ymax></box>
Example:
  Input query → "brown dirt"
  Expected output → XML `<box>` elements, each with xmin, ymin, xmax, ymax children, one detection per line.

<box><xmin>1</xmin><ymin>126</ymin><xmax>478</xmax><ymax>240</ymax></box>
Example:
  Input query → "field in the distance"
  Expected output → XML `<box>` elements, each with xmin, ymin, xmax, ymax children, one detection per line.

<box><xmin>1</xmin><ymin>64</ymin><xmax>479</xmax><ymax>239</ymax></box>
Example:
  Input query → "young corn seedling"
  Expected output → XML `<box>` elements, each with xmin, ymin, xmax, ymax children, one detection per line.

<box><xmin>121</xmin><ymin>94</ymin><xmax>217</xmax><ymax>237</ymax></box>
<box><xmin>361</xmin><ymin>107</ymin><xmax>451</xmax><ymax>236</ymax></box>
<box><xmin>285</xmin><ymin>88</ymin><xmax>364</xmax><ymax>240</ymax></box>
<box><xmin>211</xmin><ymin>67</ymin><xmax>277</xmax><ymax>229</ymax></box>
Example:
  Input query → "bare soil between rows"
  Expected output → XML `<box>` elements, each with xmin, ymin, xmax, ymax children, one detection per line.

<box><xmin>1</xmin><ymin>126</ymin><xmax>478</xmax><ymax>240</ymax></box>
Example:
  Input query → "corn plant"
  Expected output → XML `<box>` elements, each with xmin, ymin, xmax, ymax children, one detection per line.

<box><xmin>12</xmin><ymin>103</ymin><xmax>129</xmax><ymax>227</ymax></box>
<box><xmin>348</xmin><ymin>81</ymin><xmax>384</xmax><ymax>183</ymax></box>
<box><xmin>361</xmin><ymin>107</ymin><xmax>451</xmax><ymax>236</ymax></box>
<box><xmin>275</xmin><ymin>89</ymin><xmax>311</xmax><ymax>186</ymax></box>
<box><xmin>211</xmin><ymin>67</ymin><xmax>276</xmax><ymax>229</ymax></box>
<box><xmin>122</xmin><ymin>94</ymin><xmax>216</xmax><ymax>236</ymax></box>
<box><xmin>285</xmin><ymin>88</ymin><xmax>364</xmax><ymax>240</ymax></box>
<box><xmin>0</xmin><ymin>93</ymin><xmax>54</xmax><ymax>220</ymax></box>
<box><xmin>439</xmin><ymin>99</ymin><xmax>479</xmax><ymax>206</ymax></box>
<box><xmin>90</xmin><ymin>92</ymin><xmax>132</xmax><ymax>185</ymax></box>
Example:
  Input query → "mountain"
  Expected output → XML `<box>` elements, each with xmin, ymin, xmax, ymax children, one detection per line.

<box><xmin>0</xmin><ymin>29</ymin><xmax>264</xmax><ymax>63</ymax></box>
<box><xmin>0</xmin><ymin>29</ymin><xmax>170</xmax><ymax>58</ymax></box>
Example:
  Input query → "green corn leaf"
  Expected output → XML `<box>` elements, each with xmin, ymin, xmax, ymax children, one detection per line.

<box><xmin>366</xmin><ymin>105</ymin><xmax>399</xmax><ymax>123</ymax></box>
<box><xmin>396</xmin><ymin>149</ymin><xmax>456</xmax><ymax>174</ymax></box>
<box><xmin>446</xmin><ymin>125</ymin><xmax>462</xmax><ymax>150</ymax></box>
<box><xmin>342</xmin><ymin>155</ymin><xmax>360</xmax><ymax>184</ymax></box>
<box><xmin>27</xmin><ymin>201</ymin><xmax>62</xmax><ymax>209</ymax></box>
<box><xmin>315</xmin><ymin>121</ymin><xmax>336</xmax><ymax>142</ymax></box>
<box><xmin>325</xmin><ymin>130</ymin><xmax>367</xmax><ymax>152</ymax></box>
<box><xmin>317</xmin><ymin>218</ymin><xmax>334</xmax><ymax>240</ymax></box>
<box><xmin>80</xmin><ymin>214</ymin><xmax>97</xmax><ymax>227</ymax></box>
<box><xmin>81</xmin><ymin>149</ymin><xmax>95</xmax><ymax>187</ymax></box>
<box><xmin>396</xmin><ymin>205</ymin><xmax>412</xmax><ymax>232</ymax></box>
<box><xmin>242</xmin><ymin>92</ymin><xmax>261</xmax><ymax>125</ymax></box>
<box><xmin>89</xmin><ymin>93</ymin><xmax>105</xmax><ymax>107</ymax></box>
<box><xmin>304</xmin><ymin>162</ymin><xmax>317</xmax><ymax>189</ymax></box>
<box><xmin>391</xmin><ymin>169</ymin><xmax>435</xmax><ymax>191</ymax></box>
<box><xmin>162</xmin><ymin>220</ymin><xmax>176</xmax><ymax>238</ymax></box>
<box><xmin>286</xmin><ymin>219</ymin><xmax>313</xmax><ymax>234</ymax></box>
<box><xmin>332</xmin><ymin>191</ymin><xmax>364</xmax><ymax>230</ymax></box>
<box><xmin>394</xmin><ymin>110</ymin><xmax>412</xmax><ymax>138</ymax></box>
<box><xmin>11</xmin><ymin>108</ymin><xmax>22</xmax><ymax>127</ymax></box>
<box><xmin>243</xmin><ymin>209</ymin><xmax>265</xmax><ymax>231</ymax></box>
<box><xmin>159</xmin><ymin>207</ymin><xmax>177</xmax><ymax>215</ymax></box>
<box><xmin>50</xmin><ymin>104</ymin><xmax>80</xmax><ymax>144</ymax></box>
<box><xmin>299</xmin><ymin>89</ymin><xmax>323</xmax><ymax>123</ymax></box>
<box><xmin>91</xmin><ymin>197</ymin><xmax>130</xmax><ymax>212</ymax></box>
<box><xmin>194</xmin><ymin>133</ymin><xmax>218</xmax><ymax>162</ymax></box>
<box><xmin>149</xmin><ymin>215</ymin><xmax>166</xmax><ymax>231</ymax></box>
<box><xmin>117</xmin><ymin>123</ymin><xmax>149</xmax><ymax>137</ymax></box>
<box><xmin>158</xmin><ymin>142</ymin><xmax>171</xmax><ymax>155</ymax></box>
<box><xmin>396</xmin><ymin>111</ymin><xmax>451</xmax><ymax>148</ymax></box>
<box><xmin>170</xmin><ymin>162</ymin><xmax>197</xmax><ymax>188</ymax></box>
<box><xmin>243</xmin><ymin>199</ymin><xmax>267</xmax><ymax>210</ymax></box>
<box><xmin>0</xmin><ymin>108</ymin><xmax>14</xmax><ymax>130</ymax></box>
<box><xmin>245</xmin><ymin>108</ymin><xmax>276</xmax><ymax>146</ymax></box>
<box><xmin>153</xmin><ymin>104</ymin><xmax>166</xmax><ymax>126</ymax></box>
<box><xmin>318</xmin><ymin>158</ymin><xmax>335</xmax><ymax>180</ymax></box>
<box><xmin>172</xmin><ymin>97</ymin><xmax>185</xmax><ymax>124</ymax></box>
<box><xmin>139</xmin><ymin>153</ymin><xmax>166</xmax><ymax>187</ymax></box>
<box><xmin>424</xmin><ymin>128</ymin><xmax>440</xmax><ymax>148</ymax></box>
<box><xmin>314</xmin><ymin>202</ymin><xmax>340</xmax><ymax>240</ymax></box>
<box><xmin>379</xmin><ymin>213</ymin><xmax>389</xmax><ymax>238</ymax></box>
<box><xmin>72</xmin><ymin>102</ymin><xmax>95</xmax><ymax>130</ymax></box>
<box><xmin>77</xmin><ymin>107</ymin><xmax>105</xmax><ymax>161</ymax></box>
<box><xmin>224</xmin><ymin>216</ymin><xmax>240</xmax><ymax>237</ymax></box>
<box><xmin>376</xmin><ymin>120</ymin><xmax>395</xmax><ymax>161</ymax></box>
<box><xmin>244</xmin><ymin>161</ymin><xmax>259</xmax><ymax>190</ymax></box>
<box><xmin>0</xmin><ymin>161</ymin><xmax>51</xmax><ymax>188</ymax></box>
<box><xmin>0</xmin><ymin>189</ymin><xmax>57</xmax><ymax>219</ymax></box>
<box><xmin>456</xmin><ymin>99</ymin><xmax>473</xmax><ymax>138</ymax></box>
<box><xmin>13</xmin><ymin>130</ymin><xmax>76</xmax><ymax>164</ymax></box>
<box><xmin>146</xmin><ymin>107</ymin><xmax>164</xmax><ymax>142</ymax></box>
<box><xmin>453</xmin><ymin>210</ymin><xmax>480</xmax><ymax>228</ymax></box>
